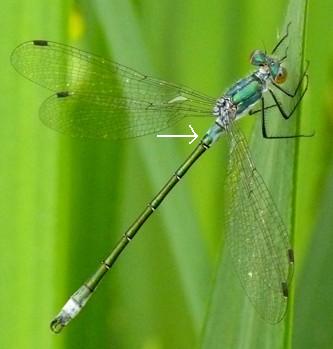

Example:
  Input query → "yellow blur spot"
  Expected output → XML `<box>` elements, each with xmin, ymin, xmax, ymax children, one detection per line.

<box><xmin>69</xmin><ymin>8</ymin><xmax>85</xmax><ymax>41</ymax></box>
<box><xmin>142</xmin><ymin>336</ymin><xmax>163</xmax><ymax>349</ymax></box>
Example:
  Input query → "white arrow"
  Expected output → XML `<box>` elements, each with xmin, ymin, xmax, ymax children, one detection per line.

<box><xmin>156</xmin><ymin>125</ymin><xmax>198</xmax><ymax>144</ymax></box>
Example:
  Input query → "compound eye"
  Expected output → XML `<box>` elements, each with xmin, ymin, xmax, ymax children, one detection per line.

<box><xmin>250</xmin><ymin>50</ymin><xmax>266</xmax><ymax>66</ymax></box>
<box><xmin>274</xmin><ymin>66</ymin><xmax>287</xmax><ymax>84</ymax></box>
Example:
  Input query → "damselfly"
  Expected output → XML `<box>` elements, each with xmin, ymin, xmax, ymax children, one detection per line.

<box><xmin>11</xmin><ymin>23</ymin><xmax>308</xmax><ymax>333</ymax></box>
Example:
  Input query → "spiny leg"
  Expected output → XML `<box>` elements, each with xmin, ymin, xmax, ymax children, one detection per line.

<box><xmin>279</xmin><ymin>46</ymin><xmax>289</xmax><ymax>63</ymax></box>
<box><xmin>269</xmin><ymin>73</ymin><xmax>308</xmax><ymax>121</ymax></box>
<box><xmin>249</xmin><ymin>104</ymin><xmax>277</xmax><ymax>115</ymax></box>
<box><xmin>260</xmin><ymin>96</ymin><xmax>313</xmax><ymax>139</ymax></box>
<box><xmin>249</xmin><ymin>100</ymin><xmax>307</xmax><ymax>139</ymax></box>
<box><xmin>271</xmin><ymin>22</ymin><xmax>291</xmax><ymax>55</ymax></box>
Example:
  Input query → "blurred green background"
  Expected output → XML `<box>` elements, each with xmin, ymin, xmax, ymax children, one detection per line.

<box><xmin>1</xmin><ymin>0</ymin><xmax>333</xmax><ymax>348</ymax></box>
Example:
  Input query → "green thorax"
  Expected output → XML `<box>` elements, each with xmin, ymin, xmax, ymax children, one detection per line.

<box><xmin>225</xmin><ymin>74</ymin><xmax>265</xmax><ymax>115</ymax></box>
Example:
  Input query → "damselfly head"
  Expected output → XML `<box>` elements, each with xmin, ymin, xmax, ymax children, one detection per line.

<box><xmin>250</xmin><ymin>50</ymin><xmax>287</xmax><ymax>84</ymax></box>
